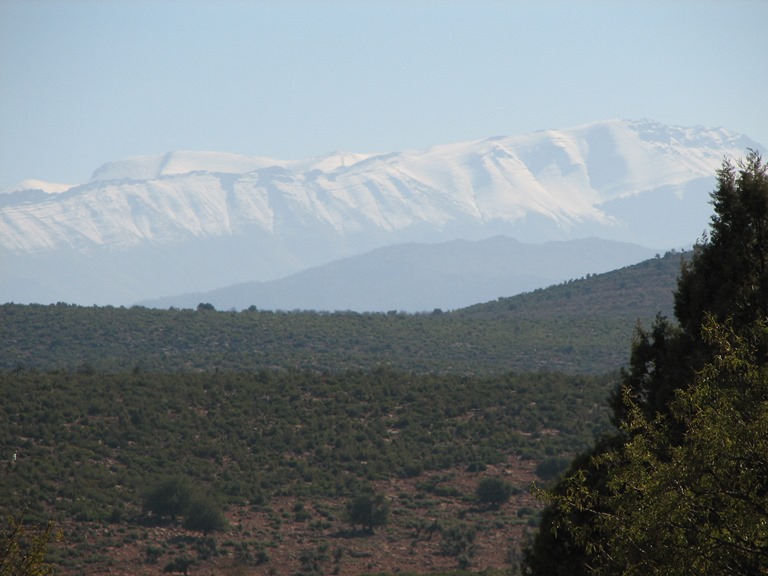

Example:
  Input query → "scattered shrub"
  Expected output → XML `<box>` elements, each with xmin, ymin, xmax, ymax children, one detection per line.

<box><xmin>162</xmin><ymin>555</ymin><xmax>195</xmax><ymax>575</ymax></box>
<box><xmin>182</xmin><ymin>498</ymin><xmax>227</xmax><ymax>535</ymax></box>
<box><xmin>476</xmin><ymin>477</ymin><xmax>513</xmax><ymax>508</ymax></box>
<box><xmin>143</xmin><ymin>477</ymin><xmax>194</xmax><ymax>522</ymax></box>
<box><xmin>534</xmin><ymin>456</ymin><xmax>570</xmax><ymax>482</ymax></box>
<box><xmin>439</xmin><ymin>523</ymin><xmax>477</xmax><ymax>568</ymax></box>
<box><xmin>345</xmin><ymin>491</ymin><xmax>389</xmax><ymax>533</ymax></box>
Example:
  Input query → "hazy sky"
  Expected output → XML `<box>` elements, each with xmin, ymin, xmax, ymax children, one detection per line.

<box><xmin>1</xmin><ymin>0</ymin><xmax>766</xmax><ymax>189</ymax></box>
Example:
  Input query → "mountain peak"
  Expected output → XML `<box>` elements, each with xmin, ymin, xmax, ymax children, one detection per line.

<box><xmin>1</xmin><ymin>119</ymin><xmax>763</xmax><ymax>306</ymax></box>
<box><xmin>89</xmin><ymin>150</ymin><xmax>283</xmax><ymax>182</ymax></box>
<box><xmin>1</xmin><ymin>179</ymin><xmax>73</xmax><ymax>195</ymax></box>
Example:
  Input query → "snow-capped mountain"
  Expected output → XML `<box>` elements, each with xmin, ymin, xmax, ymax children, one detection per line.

<box><xmin>0</xmin><ymin>119</ymin><xmax>762</xmax><ymax>306</ymax></box>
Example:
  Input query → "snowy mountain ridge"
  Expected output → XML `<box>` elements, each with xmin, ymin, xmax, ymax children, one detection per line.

<box><xmin>3</xmin><ymin>118</ymin><xmax>757</xmax><ymax>254</ymax></box>
<box><xmin>0</xmin><ymin>118</ymin><xmax>762</xmax><ymax>306</ymax></box>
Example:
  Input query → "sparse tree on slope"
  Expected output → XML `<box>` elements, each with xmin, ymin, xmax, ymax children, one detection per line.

<box><xmin>346</xmin><ymin>491</ymin><xmax>389</xmax><ymax>534</ymax></box>
<box><xmin>476</xmin><ymin>476</ymin><xmax>513</xmax><ymax>509</ymax></box>
<box><xmin>143</xmin><ymin>476</ymin><xmax>194</xmax><ymax>523</ymax></box>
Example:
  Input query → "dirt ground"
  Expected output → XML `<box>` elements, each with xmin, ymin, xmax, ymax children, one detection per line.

<box><xmin>50</xmin><ymin>455</ymin><xmax>541</xmax><ymax>575</ymax></box>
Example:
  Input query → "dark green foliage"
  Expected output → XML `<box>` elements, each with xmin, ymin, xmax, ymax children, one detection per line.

<box><xmin>0</xmin><ymin>252</ymin><xmax>681</xmax><ymax>376</ymax></box>
<box><xmin>533</xmin><ymin>456</ymin><xmax>570</xmax><ymax>482</ymax></box>
<box><xmin>143</xmin><ymin>477</ymin><xmax>194</xmax><ymax>522</ymax></box>
<box><xmin>143</xmin><ymin>544</ymin><xmax>162</xmax><ymax>564</ymax></box>
<box><xmin>182</xmin><ymin>498</ymin><xmax>227</xmax><ymax>535</ymax></box>
<box><xmin>162</xmin><ymin>555</ymin><xmax>195</xmax><ymax>575</ymax></box>
<box><xmin>475</xmin><ymin>477</ymin><xmax>513</xmax><ymax>508</ymax></box>
<box><xmin>293</xmin><ymin>502</ymin><xmax>311</xmax><ymax>522</ymax></box>
<box><xmin>608</xmin><ymin>314</ymin><xmax>688</xmax><ymax>426</ymax></box>
<box><xmin>546</xmin><ymin>321</ymin><xmax>768</xmax><ymax>575</ymax></box>
<box><xmin>525</xmin><ymin>152</ymin><xmax>768</xmax><ymax>575</ymax></box>
<box><xmin>232</xmin><ymin>541</ymin><xmax>269</xmax><ymax>566</ymax></box>
<box><xmin>523</xmin><ymin>437</ymin><xmax>622</xmax><ymax>576</ymax></box>
<box><xmin>345</xmin><ymin>492</ymin><xmax>389</xmax><ymax>533</ymax></box>
<box><xmin>142</xmin><ymin>477</ymin><xmax>226</xmax><ymax>534</ymax></box>
<box><xmin>439</xmin><ymin>523</ymin><xmax>477</xmax><ymax>568</ymax></box>
<box><xmin>676</xmin><ymin>151</ymin><xmax>768</xmax><ymax>337</ymax></box>
<box><xmin>0</xmin><ymin>367</ymin><xmax>610</xmax><ymax>522</ymax></box>
<box><xmin>297</xmin><ymin>544</ymin><xmax>329</xmax><ymax>576</ymax></box>
<box><xmin>192</xmin><ymin>536</ymin><xmax>218</xmax><ymax>560</ymax></box>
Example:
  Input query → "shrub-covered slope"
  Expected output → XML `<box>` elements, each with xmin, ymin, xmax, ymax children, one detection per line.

<box><xmin>0</xmin><ymin>251</ymin><xmax>685</xmax><ymax>375</ymax></box>
<box><xmin>1</xmin><ymin>367</ymin><xmax>612</xmax><ymax>575</ymax></box>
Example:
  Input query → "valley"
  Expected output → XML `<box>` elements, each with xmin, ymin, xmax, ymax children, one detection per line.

<box><xmin>1</xmin><ymin>118</ymin><xmax>748</xmax><ymax>574</ymax></box>
<box><xmin>0</xmin><ymin>251</ymin><xmax>681</xmax><ymax>574</ymax></box>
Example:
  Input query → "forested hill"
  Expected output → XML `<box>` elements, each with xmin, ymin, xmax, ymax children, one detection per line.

<box><xmin>457</xmin><ymin>249</ymin><xmax>685</xmax><ymax>320</ymax></box>
<box><xmin>0</xmin><ymin>249</ymin><xmax>685</xmax><ymax>575</ymax></box>
<box><xmin>0</xmin><ymin>250</ymin><xmax>686</xmax><ymax>375</ymax></box>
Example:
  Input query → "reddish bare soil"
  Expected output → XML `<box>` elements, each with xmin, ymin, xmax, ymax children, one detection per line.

<box><xmin>49</xmin><ymin>455</ymin><xmax>541</xmax><ymax>575</ymax></box>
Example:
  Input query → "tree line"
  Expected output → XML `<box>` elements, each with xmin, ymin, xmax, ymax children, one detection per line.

<box><xmin>0</xmin><ymin>251</ymin><xmax>682</xmax><ymax>376</ymax></box>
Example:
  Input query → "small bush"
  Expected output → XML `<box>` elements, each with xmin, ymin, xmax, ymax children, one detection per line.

<box><xmin>183</xmin><ymin>498</ymin><xmax>227</xmax><ymax>535</ymax></box>
<box><xmin>534</xmin><ymin>456</ymin><xmax>570</xmax><ymax>481</ymax></box>
<box><xmin>476</xmin><ymin>477</ymin><xmax>514</xmax><ymax>508</ymax></box>
<box><xmin>193</xmin><ymin>535</ymin><xmax>218</xmax><ymax>560</ymax></box>
<box><xmin>143</xmin><ymin>477</ymin><xmax>194</xmax><ymax>522</ymax></box>
<box><xmin>162</xmin><ymin>555</ymin><xmax>195</xmax><ymax>575</ymax></box>
<box><xmin>293</xmin><ymin>502</ymin><xmax>311</xmax><ymax>522</ymax></box>
<box><xmin>144</xmin><ymin>544</ymin><xmax>162</xmax><ymax>564</ymax></box>
<box><xmin>345</xmin><ymin>491</ymin><xmax>389</xmax><ymax>533</ymax></box>
<box><xmin>439</xmin><ymin>523</ymin><xmax>477</xmax><ymax>568</ymax></box>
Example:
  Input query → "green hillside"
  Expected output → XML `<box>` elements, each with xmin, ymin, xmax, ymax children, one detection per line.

<box><xmin>0</xmin><ymin>251</ymin><xmax>686</xmax><ymax>375</ymax></box>
<box><xmin>1</xmin><ymin>368</ymin><xmax>611</xmax><ymax>516</ymax></box>
<box><xmin>1</xmin><ymin>367</ymin><xmax>612</xmax><ymax>575</ymax></box>
<box><xmin>0</xmin><ymin>251</ymin><xmax>687</xmax><ymax>575</ymax></box>
<box><xmin>457</xmin><ymin>249</ymin><xmax>683</xmax><ymax>321</ymax></box>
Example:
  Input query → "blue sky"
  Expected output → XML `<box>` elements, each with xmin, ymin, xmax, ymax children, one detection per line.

<box><xmin>1</xmin><ymin>0</ymin><xmax>766</xmax><ymax>189</ymax></box>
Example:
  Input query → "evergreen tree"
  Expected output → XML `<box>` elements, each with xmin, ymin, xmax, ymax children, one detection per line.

<box><xmin>523</xmin><ymin>151</ymin><xmax>768</xmax><ymax>575</ymax></box>
<box><xmin>548</xmin><ymin>318</ymin><xmax>768</xmax><ymax>575</ymax></box>
<box><xmin>613</xmin><ymin>152</ymin><xmax>768</xmax><ymax>427</ymax></box>
<box><xmin>676</xmin><ymin>151</ymin><xmax>768</xmax><ymax>337</ymax></box>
